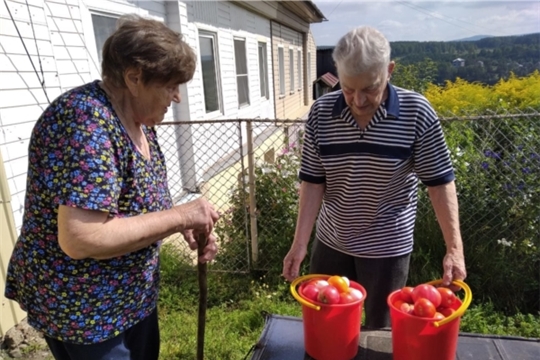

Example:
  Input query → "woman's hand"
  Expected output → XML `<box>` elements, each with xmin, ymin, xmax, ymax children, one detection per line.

<box><xmin>183</xmin><ymin>230</ymin><xmax>219</xmax><ymax>263</ymax></box>
<box><xmin>177</xmin><ymin>198</ymin><xmax>220</xmax><ymax>263</ymax></box>
<box><xmin>174</xmin><ymin>197</ymin><xmax>220</xmax><ymax>234</ymax></box>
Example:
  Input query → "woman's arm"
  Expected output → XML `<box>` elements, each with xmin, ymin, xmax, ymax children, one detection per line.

<box><xmin>58</xmin><ymin>198</ymin><xmax>219</xmax><ymax>260</ymax></box>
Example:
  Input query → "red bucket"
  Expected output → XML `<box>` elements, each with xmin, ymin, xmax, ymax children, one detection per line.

<box><xmin>291</xmin><ymin>274</ymin><xmax>367</xmax><ymax>360</ymax></box>
<box><xmin>387</xmin><ymin>280</ymin><xmax>472</xmax><ymax>360</ymax></box>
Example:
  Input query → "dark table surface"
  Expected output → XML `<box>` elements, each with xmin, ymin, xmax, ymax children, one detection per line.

<box><xmin>249</xmin><ymin>314</ymin><xmax>540</xmax><ymax>360</ymax></box>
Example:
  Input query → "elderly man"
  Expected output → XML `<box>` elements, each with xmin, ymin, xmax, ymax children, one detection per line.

<box><xmin>282</xmin><ymin>26</ymin><xmax>466</xmax><ymax>328</ymax></box>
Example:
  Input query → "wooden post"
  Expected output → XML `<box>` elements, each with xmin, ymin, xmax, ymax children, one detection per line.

<box><xmin>196</xmin><ymin>233</ymin><xmax>207</xmax><ymax>360</ymax></box>
<box><xmin>246</xmin><ymin>121</ymin><xmax>258</xmax><ymax>264</ymax></box>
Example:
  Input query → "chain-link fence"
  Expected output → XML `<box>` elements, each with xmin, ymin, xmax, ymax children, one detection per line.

<box><xmin>156</xmin><ymin>109</ymin><xmax>540</xmax><ymax>280</ymax></box>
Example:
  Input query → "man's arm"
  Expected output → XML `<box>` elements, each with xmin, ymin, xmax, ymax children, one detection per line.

<box><xmin>282</xmin><ymin>181</ymin><xmax>325</xmax><ymax>281</ymax></box>
<box><xmin>427</xmin><ymin>181</ymin><xmax>467</xmax><ymax>285</ymax></box>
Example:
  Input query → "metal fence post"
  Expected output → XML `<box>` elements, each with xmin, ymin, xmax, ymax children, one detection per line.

<box><xmin>246</xmin><ymin>121</ymin><xmax>258</xmax><ymax>265</ymax></box>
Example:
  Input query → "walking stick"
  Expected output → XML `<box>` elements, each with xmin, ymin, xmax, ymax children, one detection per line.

<box><xmin>197</xmin><ymin>233</ymin><xmax>208</xmax><ymax>360</ymax></box>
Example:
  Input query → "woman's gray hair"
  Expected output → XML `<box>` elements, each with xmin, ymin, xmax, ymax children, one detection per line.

<box><xmin>332</xmin><ymin>26</ymin><xmax>391</xmax><ymax>77</ymax></box>
<box><xmin>101</xmin><ymin>13</ymin><xmax>196</xmax><ymax>88</ymax></box>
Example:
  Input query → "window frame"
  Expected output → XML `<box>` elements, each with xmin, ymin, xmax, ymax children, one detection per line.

<box><xmin>307</xmin><ymin>51</ymin><xmax>311</xmax><ymax>85</ymax></box>
<box><xmin>297</xmin><ymin>48</ymin><xmax>302</xmax><ymax>91</ymax></box>
<box><xmin>289</xmin><ymin>47</ymin><xmax>295</xmax><ymax>94</ymax></box>
<box><xmin>89</xmin><ymin>13</ymin><xmax>118</xmax><ymax>68</ymax></box>
<box><xmin>278</xmin><ymin>46</ymin><xmax>285</xmax><ymax>97</ymax></box>
<box><xmin>82</xmin><ymin>9</ymin><xmax>121</xmax><ymax>80</ymax></box>
<box><xmin>258</xmin><ymin>42</ymin><xmax>269</xmax><ymax>100</ymax></box>
<box><xmin>198</xmin><ymin>30</ymin><xmax>223</xmax><ymax>117</ymax></box>
<box><xmin>233</xmin><ymin>37</ymin><xmax>250</xmax><ymax>108</ymax></box>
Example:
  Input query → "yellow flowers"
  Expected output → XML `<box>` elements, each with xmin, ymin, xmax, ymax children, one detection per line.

<box><xmin>425</xmin><ymin>71</ymin><xmax>540</xmax><ymax>115</ymax></box>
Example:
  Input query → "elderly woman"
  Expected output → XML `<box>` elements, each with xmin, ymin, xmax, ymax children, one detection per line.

<box><xmin>4</xmin><ymin>14</ymin><xmax>218</xmax><ymax>360</ymax></box>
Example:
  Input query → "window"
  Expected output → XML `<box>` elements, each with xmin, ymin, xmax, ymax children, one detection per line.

<box><xmin>91</xmin><ymin>14</ymin><xmax>118</xmax><ymax>66</ymax></box>
<box><xmin>234</xmin><ymin>38</ymin><xmax>249</xmax><ymax>107</ymax></box>
<box><xmin>258</xmin><ymin>42</ymin><xmax>269</xmax><ymax>99</ymax></box>
<box><xmin>297</xmin><ymin>50</ymin><xmax>301</xmax><ymax>90</ymax></box>
<box><xmin>307</xmin><ymin>52</ymin><xmax>311</xmax><ymax>84</ymax></box>
<box><xmin>289</xmin><ymin>48</ymin><xmax>294</xmax><ymax>92</ymax></box>
<box><xmin>278</xmin><ymin>47</ymin><xmax>285</xmax><ymax>96</ymax></box>
<box><xmin>199</xmin><ymin>31</ymin><xmax>220</xmax><ymax>114</ymax></box>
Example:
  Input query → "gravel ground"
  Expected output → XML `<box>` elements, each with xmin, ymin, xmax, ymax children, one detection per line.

<box><xmin>1</xmin><ymin>319</ymin><xmax>52</xmax><ymax>360</ymax></box>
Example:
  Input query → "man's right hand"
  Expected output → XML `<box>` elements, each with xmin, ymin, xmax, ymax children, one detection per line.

<box><xmin>282</xmin><ymin>242</ymin><xmax>308</xmax><ymax>282</ymax></box>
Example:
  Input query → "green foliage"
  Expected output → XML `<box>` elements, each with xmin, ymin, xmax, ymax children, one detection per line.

<box><xmin>391</xmin><ymin>33</ymin><xmax>540</xmax><ymax>85</ymax></box>
<box><xmin>214</xmin><ymin>141</ymin><xmax>313</xmax><ymax>277</ymax></box>
<box><xmin>461</xmin><ymin>303</ymin><xmax>540</xmax><ymax>338</ymax></box>
<box><xmin>392</xmin><ymin>58</ymin><xmax>438</xmax><ymax>93</ymax></box>
<box><xmin>411</xmin><ymin>74</ymin><xmax>540</xmax><ymax>314</ymax></box>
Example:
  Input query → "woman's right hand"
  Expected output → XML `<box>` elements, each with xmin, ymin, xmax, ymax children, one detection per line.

<box><xmin>175</xmin><ymin>197</ymin><xmax>220</xmax><ymax>234</ymax></box>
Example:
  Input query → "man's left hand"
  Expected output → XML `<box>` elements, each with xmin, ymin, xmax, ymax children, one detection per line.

<box><xmin>442</xmin><ymin>248</ymin><xmax>466</xmax><ymax>290</ymax></box>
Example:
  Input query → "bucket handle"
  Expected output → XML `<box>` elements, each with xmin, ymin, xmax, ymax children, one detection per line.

<box><xmin>290</xmin><ymin>274</ymin><xmax>331</xmax><ymax>311</ymax></box>
<box><xmin>427</xmin><ymin>279</ymin><xmax>472</xmax><ymax>327</ymax></box>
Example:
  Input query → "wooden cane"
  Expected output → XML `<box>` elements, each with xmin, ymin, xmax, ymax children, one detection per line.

<box><xmin>197</xmin><ymin>233</ymin><xmax>208</xmax><ymax>360</ymax></box>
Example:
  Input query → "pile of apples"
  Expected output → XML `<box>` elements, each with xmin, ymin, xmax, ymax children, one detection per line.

<box><xmin>392</xmin><ymin>283</ymin><xmax>458</xmax><ymax>320</ymax></box>
<box><xmin>300</xmin><ymin>275</ymin><xmax>364</xmax><ymax>305</ymax></box>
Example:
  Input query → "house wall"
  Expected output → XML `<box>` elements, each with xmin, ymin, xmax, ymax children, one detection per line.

<box><xmin>170</xmin><ymin>1</ymin><xmax>275</xmax><ymax>196</ymax></box>
<box><xmin>0</xmin><ymin>0</ymin><xmax>173</xmax><ymax>226</ymax></box>
<box><xmin>307</xmin><ymin>30</ymin><xmax>317</xmax><ymax>105</ymax></box>
<box><xmin>271</xmin><ymin>22</ymin><xmax>315</xmax><ymax>120</ymax></box>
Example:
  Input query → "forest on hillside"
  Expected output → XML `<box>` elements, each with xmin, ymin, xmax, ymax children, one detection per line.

<box><xmin>390</xmin><ymin>33</ymin><xmax>540</xmax><ymax>85</ymax></box>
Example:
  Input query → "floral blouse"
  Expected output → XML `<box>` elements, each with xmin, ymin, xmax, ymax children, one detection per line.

<box><xmin>5</xmin><ymin>80</ymin><xmax>172</xmax><ymax>344</ymax></box>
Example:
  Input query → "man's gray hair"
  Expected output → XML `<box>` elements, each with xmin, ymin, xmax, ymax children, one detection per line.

<box><xmin>332</xmin><ymin>26</ymin><xmax>391</xmax><ymax>77</ymax></box>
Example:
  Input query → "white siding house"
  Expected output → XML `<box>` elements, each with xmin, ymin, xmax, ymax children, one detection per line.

<box><xmin>167</xmin><ymin>0</ymin><xmax>276</xmax><ymax>195</ymax></box>
<box><xmin>0</xmin><ymin>0</ymin><xmax>324</xmax><ymax>335</ymax></box>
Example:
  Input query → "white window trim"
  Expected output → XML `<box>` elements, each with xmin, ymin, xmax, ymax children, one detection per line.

<box><xmin>289</xmin><ymin>47</ymin><xmax>295</xmax><ymax>95</ymax></box>
<box><xmin>258</xmin><ymin>41</ymin><xmax>270</xmax><ymax>101</ymax></box>
<box><xmin>81</xmin><ymin>10</ymin><xmax>119</xmax><ymax>80</ymax></box>
<box><xmin>80</xmin><ymin>1</ymin><xmax>153</xmax><ymax>80</ymax></box>
<box><xmin>278</xmin><ymin>45</ymin><xmax>286</xmax><ymax>98</ymax></box>
<box><xmin>197</xmin><ymin>29</ymin><xmax>223</xmax><ymax>119</ymax></box>
<box><xmin>233</xmin><ymin>36</ymin><xmax>250</xmax><ymax>109</ymax></box>
<box><xmin>297</xmin><ymin>48</ymin><xmax>302</xmax><ymax>92</ymax></box>
<box><xmin>307</xmin><ymin>51</ymin><xmax>312</xmax><ymax>85</ymax></box>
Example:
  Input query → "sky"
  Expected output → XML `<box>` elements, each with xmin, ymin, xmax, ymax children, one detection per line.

<box><xmin>310</xmin><ymin>0</ymin><xmax>540</xmax><ymax>45</ymax></box>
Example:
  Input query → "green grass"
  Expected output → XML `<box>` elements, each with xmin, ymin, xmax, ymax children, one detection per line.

<box><xmin>158</xmin><ymin>247</ymin><xmax>540</xmax><ymax>359</ymax></box>
<box><xmin>159</xmin><ymin>273</ymin><xmax>303</xmax><ymax>359</ymax></box>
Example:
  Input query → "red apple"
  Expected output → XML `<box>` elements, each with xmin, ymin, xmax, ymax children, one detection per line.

<box><xmin>339</xmin><ymin>292</ymin><xmax>356</xmax><ymax>304</ymax></box>
<box><xmin>301</xmin><ymin>284</ymin><xmax>320</xmax><ymax>302</ymax></box>
<box><xmin>317</xmin><ymin>285</ymin><xmax>340</xmax><ymax>304</ymax></box>
<box><xmin>400</xmin><ymin>302</ymin><xmax>414</xmax><ymax>314</ymax></box>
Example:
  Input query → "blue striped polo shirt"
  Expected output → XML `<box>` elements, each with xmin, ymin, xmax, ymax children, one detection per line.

<box><xmin>299</xmin><ymin>84</ymin><xmax>455</xmax><ymax>257</ymax></box>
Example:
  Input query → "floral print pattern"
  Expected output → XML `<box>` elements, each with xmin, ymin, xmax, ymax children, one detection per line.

<box><xmin>5</xmin><ymin>80</ymin><xmax>172</xmax><ymax>344</ymax></box>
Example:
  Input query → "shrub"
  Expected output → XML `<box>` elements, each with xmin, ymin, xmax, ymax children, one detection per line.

<box><xmin>215</xmin><ymin>141</ymin><xmax>314</xmax><ymax>278</ymax></box>
<box><xmin>412</xmin><ymin>74</ymin><xmax>540</xmax><ymax>314</ymax></box>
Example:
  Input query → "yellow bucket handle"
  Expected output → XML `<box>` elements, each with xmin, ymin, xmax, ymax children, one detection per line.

<box><xmin>427</xmin><ymin>279</ymin><xmax>472</xmax><ymax>327</ymax></box>
<box><xmin>291</xmin><ymin>275</ymin><xmax>472</xmax><ymax>325</ymax></box>
<box><xmin>290</xmin><ymin>274</ymin><xmax>332</xmax><ymax>311</ymax></box>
